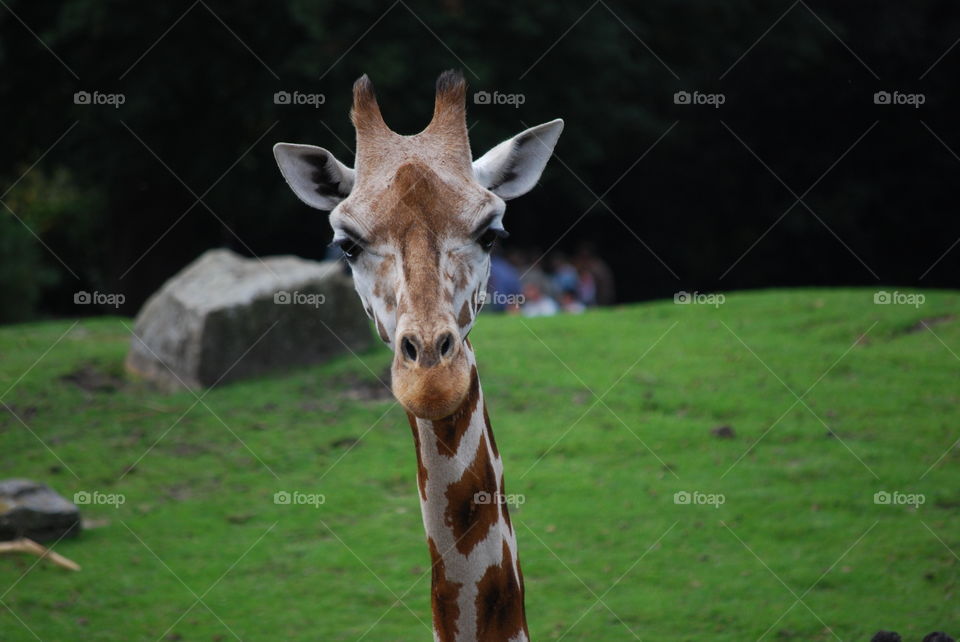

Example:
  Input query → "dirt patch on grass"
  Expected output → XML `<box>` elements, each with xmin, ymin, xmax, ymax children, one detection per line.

<box><xmin>329</xmin><ymin>436</ymin><xmax>360</xmax><ymax>449</ymax></box>
<box><xmin>904</xmin><ymin>314</ymin><xmax>955</xmax><ymax>334</ymax></box>
<box><xmin>1</xmin><ymin>404</ymin><xmax>38</xmax><ymax>425</ymax></box>
<box><xmin>339</xmin><ymin>366</ymin><xmax>393</xmax><ymax>402</ymax></box>
<box><xmin>60</xmin><ymin>363</ymin><xmax>125</xmax><ymax>393</ymax></box>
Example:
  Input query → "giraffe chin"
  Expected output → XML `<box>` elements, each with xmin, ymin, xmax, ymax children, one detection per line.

<box><xmin>391</xmin><ymin>357</ymin><xmax>471</xmax><ymax>421</ymax></box>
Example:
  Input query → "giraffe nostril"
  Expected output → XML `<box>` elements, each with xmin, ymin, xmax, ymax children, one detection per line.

<box><xmin>401</xmin><ymin>336</ymin><xmax>418</xmax><ymax>362</ymax></box>
<box><xmin>437</xmin><ymin>332</ymin><xmax>455</xmax><ymax>359</ymax></box>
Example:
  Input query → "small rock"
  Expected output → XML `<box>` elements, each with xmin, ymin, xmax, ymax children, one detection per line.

<box><xmin>711</xmin><ymin>425</ymin><xmax>735</xmax><ymax>439</ymax></box>
<box><xmin>226</xmin><ymin>514</ymin><xmax>253</xmax><ymax>525</ymax></box>
<box><xmin>871</xmin><ymin>632</ymin><xmax>901</xmax><ymax>642</ymax></box>
<box><xmin>0</xmin><ymin>479</ymin><xmax>81</xmax><ymax>542</ymax></box>
<box><xmin>923</xmin><ymin>633</ymin><xmax>956</xmax><ymax>642</ymax></box>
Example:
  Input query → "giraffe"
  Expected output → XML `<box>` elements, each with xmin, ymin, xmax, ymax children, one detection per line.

<box><xmin>273</xmin><ymin>70</ymin><xmax>563</xmax><ymax>641</ymax></box>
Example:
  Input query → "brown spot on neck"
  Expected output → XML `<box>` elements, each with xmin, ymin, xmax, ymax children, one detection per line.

<box><xmin>482</xmin><ymin>403</ymin><xmax>498</xmax><ymax>459</ymax></box>
<box><xmin>498</xmin><ymin>475</ymin><xmax>513</xmax><ymax>536</ymax></box>
<box><xmin>475</xmin><ymin>539</ymin><xmax>527</xmax><ymax>640</ymax></box>
<box><xmin>443</xmin><ymin>430</ymin><xmax>499</xmax><ymax>556</ymax></box>
<box><xmin>481</xmin><ymin>402</ymin><xmax>511</xmax><ymax>530</ymax></box>
<box><xmin>427</xmin><ymin>537</ymin><xmax>461</xmax><ymax>641</ymax></box>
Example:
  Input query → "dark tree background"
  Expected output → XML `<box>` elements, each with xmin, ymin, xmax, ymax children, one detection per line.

<box><xmin>1</xmin><ymin>0</ymin><xmax>957</xmax><ymax>322</ymax></box>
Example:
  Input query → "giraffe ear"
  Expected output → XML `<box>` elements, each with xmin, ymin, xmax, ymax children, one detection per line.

<box><xmin>472</xmin><ymin>119</ymin><xmax>563</xmax><ymax>200</ymax></box>
<box><xmin>273</xmin><ymin>143</ymin><xmax>355</xmax><ymax>211</ymax></box>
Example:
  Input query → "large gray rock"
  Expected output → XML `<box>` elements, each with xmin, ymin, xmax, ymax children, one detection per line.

<box><xmin>0</xmin><ymin>479</ymin><xmax>81</xmax><ymax>542</ymax></box>
<box><xmin>126</xmin><ymin>249</ymin><xmax>372</xmax><ymax>389</ymax></box>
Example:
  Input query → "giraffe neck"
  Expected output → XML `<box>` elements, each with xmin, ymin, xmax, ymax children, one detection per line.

<box><xmin>406</xmin><ymin>343</ymin><xmax>528</xmax><ymax>642</ymax></box>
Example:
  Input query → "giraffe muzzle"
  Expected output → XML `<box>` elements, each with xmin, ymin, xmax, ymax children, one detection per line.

<box><xmin>391</xmin><ymin>328</ymin><xmax>470</xmax><ymax>420</ymax></box>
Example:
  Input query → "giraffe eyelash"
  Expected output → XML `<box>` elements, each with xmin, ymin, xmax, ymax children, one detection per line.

<box><xmin>330</xmin><ymin>236</ymin><xmax>364</xmax><ymax>261</ymax></box>
<box><xmin>477</xmin><ymin>226</ymin><xmax>508</xmax><ymax>252</ymax></box>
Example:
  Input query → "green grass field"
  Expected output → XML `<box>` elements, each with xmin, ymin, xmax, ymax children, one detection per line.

<box><xmin>1</xmin><ymin>288</ymin><xmax>958</xmax><ymax>641</ymax></box>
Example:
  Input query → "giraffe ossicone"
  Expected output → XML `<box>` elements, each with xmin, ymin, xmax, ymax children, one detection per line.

<box><xmin>274</xmin><ymin>70</ymin><xmax>562</xmax><ymax>641</ymax></box>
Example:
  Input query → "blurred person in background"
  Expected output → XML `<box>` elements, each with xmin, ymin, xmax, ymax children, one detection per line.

<box><xmin>576</xmin><ymin>265</ymin><xmax>597</xmax><ymax>307</ymax></box>
<box><xmin>575</xmin><ymin>243</ymin><xmax>616</xmax><ymax>306</ymax></box>
<box><xmin>521</xmin><ymin>281</ymin><xmax>559</xmax><ymax>317</ymax></box>
<box><xmin>517</xmin><ymin>248</ymin><xmax>552</xmax><ymax>296</ymax></box>
<box><xmin>559</xmin><ymin>288</ymin><xmax>586</xmax><ymax>314</ymax></box>
<box><xmin>486</xmin><ymin>248</ymin><xmax>523</xmax><ymax>313</ymax></box>
<box><xmin>550</xmin><ymin>253</ymin><xmax>579</xmax><ymax>300</ymax></box>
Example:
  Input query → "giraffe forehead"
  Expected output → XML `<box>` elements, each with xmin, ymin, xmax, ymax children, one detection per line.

<box><xmin>339</xmin><ymin>160</ymin><xmax>494</xmax><ymax>244</ymax></box>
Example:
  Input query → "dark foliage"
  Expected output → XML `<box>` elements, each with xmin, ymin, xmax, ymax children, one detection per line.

<box><xmin>1</xmin><ymin>1</ymin><xmax>958</xmax><ymax>321</ymax></box>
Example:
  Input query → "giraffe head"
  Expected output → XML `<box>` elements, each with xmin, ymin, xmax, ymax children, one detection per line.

<box><xmin>274</xmin><ymin>71</ymin><xmax>562</xmax><ymax>420</ymax></box>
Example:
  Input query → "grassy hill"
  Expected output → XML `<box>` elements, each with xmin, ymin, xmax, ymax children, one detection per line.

<box><xmin>1</xmin><ymin>288</ymin><xmax>958</xmax><ymax>641</ymax></box>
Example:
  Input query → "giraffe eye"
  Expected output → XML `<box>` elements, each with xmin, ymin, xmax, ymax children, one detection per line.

<box><xmin>333</xmin><ymin>237</ymin><xmax>363</xmax><ymax>261</ymax></box>
<box><xmin>477</xmin><ymin>227</ymin><xmax>507</xmax><ymax>252</ymax></box>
